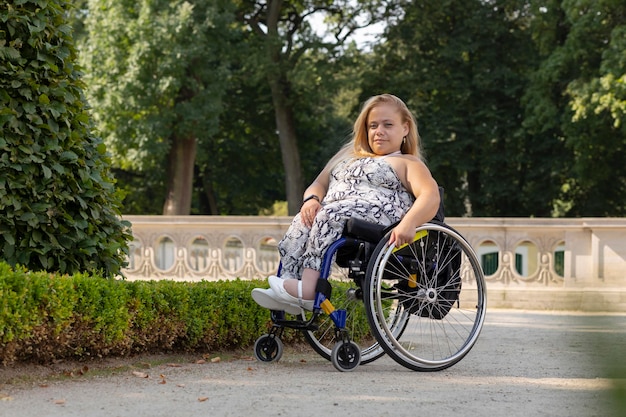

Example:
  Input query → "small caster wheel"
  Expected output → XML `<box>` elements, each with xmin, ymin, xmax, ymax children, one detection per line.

<box><xmin>254</xmin><ymin>334</ymin><xmax>284</xmax><ymax>362</ymax></box>
<box><xmin>331</xmin><ymin>341</ymin><xmax>361</xmax><ymax>372</ymax></box>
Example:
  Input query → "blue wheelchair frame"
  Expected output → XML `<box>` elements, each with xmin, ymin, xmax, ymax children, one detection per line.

<box><xmin>271</xmin><ymin>235</ymin><xmax>364</xmax><ymax>333</ymax></box>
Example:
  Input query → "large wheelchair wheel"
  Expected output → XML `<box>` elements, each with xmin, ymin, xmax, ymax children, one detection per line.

<box><xmin>364</xmin><ymin>222</ymin><xmax>487</xmax><ymax>371</ymax></box>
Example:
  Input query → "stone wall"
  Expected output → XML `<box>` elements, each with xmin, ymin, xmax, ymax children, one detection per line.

<box><xmin>122</xmin><ymin>216</ymin><xmax>626</xmax><ymax>312</ymax></box>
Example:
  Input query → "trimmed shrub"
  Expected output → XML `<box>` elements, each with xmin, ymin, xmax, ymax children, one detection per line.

<box><xmin>0</xmin><ymin>262</ymin><xmax>299</xmax><ymax>364</ymax></box>
<box><xmin>0</xmin><ymin>0</ymin><xmax>131</xmax><ymax>276</ymax></box>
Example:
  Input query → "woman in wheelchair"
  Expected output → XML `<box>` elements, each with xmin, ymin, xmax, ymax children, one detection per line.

<box><xmin>252</xmin><ymin>94</ymin><xmax>440</xmax><ymax>313</ymax></box>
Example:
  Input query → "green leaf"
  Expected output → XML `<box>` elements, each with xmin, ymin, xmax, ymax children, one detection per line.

<box><xmin>19</xmin><ymin>212</ymin><xmax>38</xmax><ymax>227</ymax></box>
<box><xmin>22</xmin><ymin>102</ymin><xmax>36</xmax><ymax>114</ymax></box>
<box><xmin>3</xmin><ymin>241</ymin><xmax>15</xmax><ymax>259</ymax></box>
<box><xmin>60</xmin><ymin>151</ymin><xmax>78</xmax><ymax>162</ymax></box>
<box><xmin>0</xmin><ymin>46</ymin><xmax>21</xmax><ymax>61</ymax></box>
<box><xmin>2</xmin><ymin>233</ymin><xmax>15</xmax><ymax>246</ymax></box>
<box><xmin>51</xmin><ymin>163</ymin><xmax>65</xmax><ymax>174</ymax></box>
<box><xmin>38</xmin><ymin>254</ymin><xmax>49</xmax><ymax>268</ymax></box>
<box><xmin>19</xmin><ymin>88</ymin><xmax>33</xmax><ymax>100</ymax></box>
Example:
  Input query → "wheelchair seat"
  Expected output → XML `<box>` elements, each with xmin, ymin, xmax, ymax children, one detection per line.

<box><xmin>342</xmin><ymin>218</ymin><xmax>388</xmax><ymax>242</ymax></box>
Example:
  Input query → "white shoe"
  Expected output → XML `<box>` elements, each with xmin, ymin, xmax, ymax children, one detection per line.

<box><xmin>251</xmin><ymin>288</ymin><xmax>302</xmax><ymax>315</ymax></box>
<box><xmin>268</xmin><ymin>275</ymin><xmax>314</xmax><ymax>311</ymax></box>
<box><xmin>267</xmin><ymin>275</ymin><xmax>284</xmax><ymax>291</ymax></box>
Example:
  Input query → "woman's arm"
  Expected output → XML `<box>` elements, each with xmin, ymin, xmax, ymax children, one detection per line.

<box><xmin>389</xmin><ymin>159</ymin><xmax>440</xmax><ymax>247</ymax></box>
<box><xmin>300</xmin><ymin>168</ymin><xmax>331</xmax><ymax>228</ymax></box>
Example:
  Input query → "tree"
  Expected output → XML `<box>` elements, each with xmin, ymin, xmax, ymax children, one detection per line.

<box><xmin>362</xmin><ymin>0</ymin><xmax>624</xmax><ymax>217</ymax></box>
<box><xmin>195</xmin><ymin>39</ymin><xmax>361</xmax><ymax>215</ymax></box>
<box><xmin>76</xmin><ymin>0</ymin><xmax>391</xmax><ymax>215</ymax></box>
<box><xmin>194</xmin><ymin>75</ymin><xmax>286</xmax><ymax>215</ymax></box>
<box><xmin>81</xmin><ymin>0</ymin><xmax>234</xmax><ymax>215</ymax></box>
<box><xmin>362</xmin><ymin>0</ymin><xmax>544</xmax><ymax>216</ymax></box>
<box><xmin>233</xmin><ymin>0</ymin><xmax>392</xmax><ymax>214</ymax></box>
<box><xmin>524</xmin><ymin>0</ymin><xmax>626</xmax><ymax>216</ymax></box>
<box><xmin>0</xmin><ymin>0</ymin><xmax>131</xmax><ymax>276</ymax></box>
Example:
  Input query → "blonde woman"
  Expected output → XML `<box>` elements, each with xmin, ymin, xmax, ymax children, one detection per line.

<box><xmin>252</xmin><ymin>94</ymin><xmax>440</xmax><ymax>314</ymax></box>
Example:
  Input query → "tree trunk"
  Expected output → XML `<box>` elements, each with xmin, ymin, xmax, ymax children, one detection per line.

<box><xmin>162</xmin><ymin>135</ymin><xmax>197</xmax><ymax>215</ymax></box>
<box><xmin>201</xmin><ymin>170</ymin><xmax>219</xmax><ymax>215</ymax></box>
<box><xmin>268</xmin><ymin>78</ymin><xmax>304</xmax><ymax>215</ymax></box>
<box><xmin>266</xmin><ymin>0</ymin><xmax>304</xmax><ymax>215</ymax></box>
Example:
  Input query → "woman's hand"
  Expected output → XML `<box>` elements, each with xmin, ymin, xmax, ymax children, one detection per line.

<box><xmin>388</xmin><ymin>219</ymin><xmax>416</xmax><ymax>248</ymax></box>
<box><xmin>300</xmin><ymin>200</ymin><xmax>321</xmax><ymax>228</ymax></box>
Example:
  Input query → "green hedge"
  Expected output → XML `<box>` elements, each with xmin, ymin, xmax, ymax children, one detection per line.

<box><xmin>0</xmin><ymin>262</ymin><xmax>305</xmax><ymax>365</ymax></box>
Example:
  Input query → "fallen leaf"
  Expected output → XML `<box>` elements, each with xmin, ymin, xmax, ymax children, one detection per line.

<box><xmin>247</xmin><ymin>367</ymin><xmax>254</xmax><ymax>371</ymax></box>
<box><xmin>300</xmin><ymin>359</ymin><xmax>307</xmax><ymax>363</ymax></box>
<box><xmin>54</xmin><ymin>399</ymin><xmax>66</xmax><ymax>405</ymax></box>
<box><xmin>167</xmin><ymin>363</ymin><xmax>182</xmax><ymax>368</ymax></box>
<box><xmin>0</xmin><ymin>393</ymin><xmax>14</xmax><ymax>402</ymax></box>
<box><xmin>177</xmin><ymin>384</ymin><xmax>186</xmax><ymax>388</ymax></box>
<box><xmin>198</xmin><ymin>397</ymin><xmax>209</xmax><ymax>402</ymax></box>
<box><xmin>240</xmin><ymin>356</ymin><xmax>255</xmax><ymax>361</ymax></box>
<box><xmin>195</xmin><ymin>359</ymin><xmax>206</xmax><ymax>364</ymax></box>
<box><xmin>210</xmin><ymin>357</ymin><xmax>221</xmax><ymax>363</ymax></box>
<box><xmin>159</xmin><ymin>374</ymin><xmax>167</xmax><ymax>384</ymax></box>
<box><xmin>132</xmin><ymin>371</ymin><xmax>149</xmax><ymax>378</ymax></box>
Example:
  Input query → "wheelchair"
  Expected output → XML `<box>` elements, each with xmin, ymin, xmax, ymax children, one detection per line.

<box><xmin>253</xmin><ymin>191</ymin><xmax>487</xmax><ymax>372</ymax></box>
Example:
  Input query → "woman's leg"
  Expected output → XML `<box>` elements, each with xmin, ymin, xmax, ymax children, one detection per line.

<box><xmin>277</xmin><ymin>213</ymin><xmax>308</xmax><ymax>279</ymax></box>
<box><xmin>279</xmin><ymin>203</ymin><xmax>355</xmax><ymax>300</ymax></box>
<box><xmin>283</xmin><ymin>268</ymin><xmax>319</xmax><ymax>300</ymax></box>
<box><xmin>272</xmin><ymin>202</ymin><xmax>360</xmax><ymax>303</ymax></box>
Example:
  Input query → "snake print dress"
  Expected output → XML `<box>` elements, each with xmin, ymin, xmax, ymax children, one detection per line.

<box><xmin>278</xmin><ymin>155</ymin><xmax>414</xmax><ymax>279</ymax></box>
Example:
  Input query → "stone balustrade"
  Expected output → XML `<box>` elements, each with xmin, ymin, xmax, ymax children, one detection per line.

<box><xmin>122</xmin><ymin>216</ymin><xmax>626</xmax><ymax>312</ymax></box>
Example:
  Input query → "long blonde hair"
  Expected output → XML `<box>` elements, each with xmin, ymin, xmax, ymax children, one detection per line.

<box><xmin>325</xmin><ymin>94</ymin><xmax>423</xmax><ymax>171</ymax></box>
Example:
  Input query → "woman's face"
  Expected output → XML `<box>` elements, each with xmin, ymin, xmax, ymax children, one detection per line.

<box><xmin>366</xmin><ymin>104</ymin><xmax>409</xmax><ymax>156</ymax></box>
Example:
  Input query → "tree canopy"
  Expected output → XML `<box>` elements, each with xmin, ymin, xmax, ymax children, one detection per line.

<box><xmin>81</xmin><ymin>0</ymin><xmax>234</xmax><ymax>214</ymax></box>
<box><xmin>523</xmin><ymin>0</ymin><xmax>626</xmax><ymax>216</ymax></box>
<box><xmin>74</xmin><ymin>0</ymin><xmax>625</xmax><ymax>217</ymax></box>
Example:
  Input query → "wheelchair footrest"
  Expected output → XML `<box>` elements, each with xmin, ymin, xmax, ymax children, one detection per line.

<box><xmin>273</xmin><ymin>318</ymin><xmax>319</xmax><ymax>331</ymax></box>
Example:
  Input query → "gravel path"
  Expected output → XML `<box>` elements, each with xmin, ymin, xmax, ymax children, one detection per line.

<box><xmin>1</xmin><ymin>310</ymin><xmax>625</xmax><ymax>417</ymax></box>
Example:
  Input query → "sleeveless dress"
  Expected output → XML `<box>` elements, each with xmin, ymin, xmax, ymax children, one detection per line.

<box><xmin>278</xmin><ymin>155</ymin><xmax>414</xmax><ymax>279</ymax></box>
